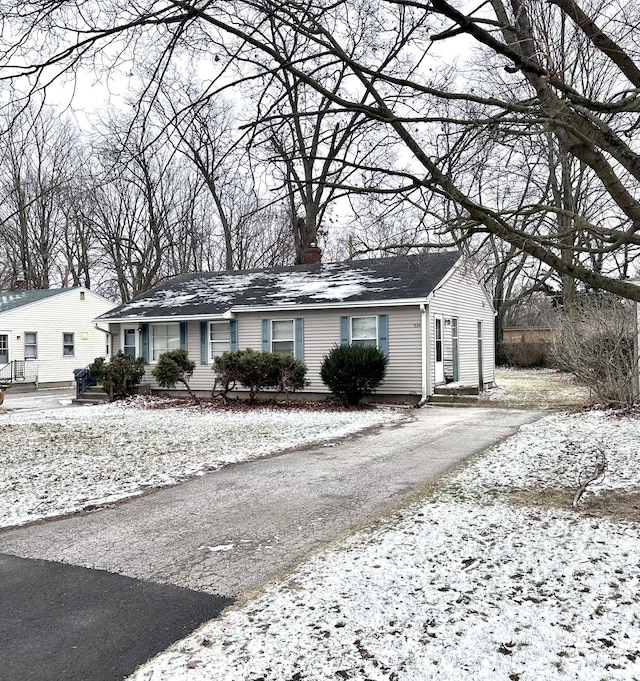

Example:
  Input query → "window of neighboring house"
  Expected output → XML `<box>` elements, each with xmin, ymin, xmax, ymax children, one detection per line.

<box><xmin>63</xmin><ymin>332</ymin><xmax>75</xmax><ymax>357</ymax></box>
<box><xmin>351</xmin><ymin>316</ymin><xmax>377</xmax><ymax>347</ymax></box>
<box><xmin>152</xmin><ymin>323</ymin><xmax>180</xmax><ymax>362</ymax></box>
<box><xmin>209</xmin><ymin>322</ymin><xmax>231</xmax><ymax>359</ymax></box>
<box><xmin>271</xmin><ymin>319</ymin><xmax>294</xmax><ymax>356</ymax></box>
<box><xmin>24</xmin><ymin>332</ymin><xmax>37</xmax><ymax>359</ymax></box>
<box><xmin>123</xmin><ymin>328</ymin><xmax>137</xmax><ymax>359</ymax></box>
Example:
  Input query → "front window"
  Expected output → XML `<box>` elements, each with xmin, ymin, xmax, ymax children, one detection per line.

<box><xmin>209</xmin><ymin>322</ymin><xmax>231</xmax><ymax>359</ymax></box>
<box><xmin>152</xmin><ymin>323</ymin><xmax>180</xmax><ymax>361</ymax></box>
<box><xmin>271</xmin><ymin>320</ymin><xmax>294</xmax><ymax>356</ymax></box>
<box><xmin>351</xmin><ymin>316</ymin><xmax>377</xmax><ymax>347</ymax></box>
<box><xmin>63</xmin><ymin>332</ymin><xmax>74</xmax><ymax>357</ymax></box>
<box><xmin>435</xmin><ymin>317</ymin><xmax>443</xmax><ymax>362</ymax></box>
<box><xmin>25</xmin><ymin>332</ymin><xmax>37</xmax><ymax>359</ymax></box>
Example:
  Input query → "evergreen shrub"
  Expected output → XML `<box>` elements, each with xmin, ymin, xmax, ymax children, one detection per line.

<box><xmin>152</xmin><ymin>348</ymin><xmax>198</xmax><ymax>403</ymax></box>
<box><xmin>89</xmin><ymin>352</ymin><xmax>145</xmax><ymax>401</ymax></box>
<box><xmin>320</xmin><ymin>344</ymin><xmax>388</xmax><ymax>406</ymax></box>
<box><xmin>213</xmin><ymin>348</ymin><xmax>307</xmax><ymax>402</ymax></box>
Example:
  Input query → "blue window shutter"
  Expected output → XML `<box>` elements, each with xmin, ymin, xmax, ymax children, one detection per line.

<box><xmin>179</xmin><ymin>322</ymin><xmax>187</xmax><ymax>350</ymax></box>
<box><xmin>340</xmin><ymin>316</ymin><xmax>350</xmax><ymax>345</ymax></box>
<box><xmin>200</xmin><ymin>322</ymin><xmax>208</xmax><ymax>365</ymax></box>
<box><xmin>294</xmin><ymin>318</ymin><xmax>304</xmax><ymax>360</ymax></box>
<box><xmin>378</xmin><ymin>314</ymin><xmax>389</xmax><ymax>358</ymax></box>
<box><xmin>141</xmin><ymin>324</ymin><xmax>149</xmax><ymax>364</ymax></box>
<box><xmin>261</xmin><ymin>319</ymin><xmax>270</xmax><ymax>352</ymax></box>
<box><xmin>229</xmin><ymin>320</ymin><xmax>238</xmax><ymax>351</ymax></box>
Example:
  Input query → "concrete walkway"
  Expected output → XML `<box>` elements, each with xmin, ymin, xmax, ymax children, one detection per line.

<box><xmin>1</xmin><ymin>386</ymin><xmax>75</xmax><ymax>411</ymax></box>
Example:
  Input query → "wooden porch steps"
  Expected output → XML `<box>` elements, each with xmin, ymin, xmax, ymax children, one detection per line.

<box><xmin>428</xmin><ymin>383</ymin><xmax>481</xmax><ymax>405</ymax></box>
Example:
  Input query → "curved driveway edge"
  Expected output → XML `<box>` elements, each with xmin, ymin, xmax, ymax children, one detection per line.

<box><xmin>0</xmin><ymin>553</ymin><xmax>231</xmax><ymax>681</ymax></box>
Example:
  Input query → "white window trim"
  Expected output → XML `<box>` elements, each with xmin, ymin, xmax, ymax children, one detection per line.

<box><xmin>63</xmin><ymin>332</ymin><xmax>75</xmax><ymax>358</ymax></box>
<box><xmin>0</xmin><ymin>332</ymin><xmax>9</xmax><ymax>364</ymax></box>
<box><xmin>350</xmin><ymin>315</ymin><xmax>378</xmax><ymax>347</ymax></box>
<box><xmin>271</xmin><ymin>319</ymin><xmax>295</xmax><ymax>356</ymax></box>
<box><xmin>24</xmin><ymin>332</ymin><xmax>38</xmax><ymax>360</ymax></box>
<box><xmin>208</xmin><ymin>321</ymin><xmax>231</xmax><ymax>362</ymax></box>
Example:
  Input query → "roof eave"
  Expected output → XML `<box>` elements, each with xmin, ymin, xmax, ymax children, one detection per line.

<box><xmin>96</xmin><ymin>297</ymin><xmax>430</xmax><ymax>323</ymax></box>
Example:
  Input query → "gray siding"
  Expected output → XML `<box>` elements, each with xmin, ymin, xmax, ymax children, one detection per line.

<box><xmin>429</xmin><ymin>264</ymin><xmax>495</xmax><ymax>389</ymax></box>
<box><xmin>111</xmin><ymin>262</ymin><xmax>494</xmax><ymax>397</ymax></box>
<box><xmin>128</xmin><ymin>306</ymin><xmax>423</xmax><ymax>396</ymax></box>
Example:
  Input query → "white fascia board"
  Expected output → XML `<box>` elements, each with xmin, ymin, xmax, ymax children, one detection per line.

<box><xmin>423</xmin><ymin>256</ymin><xmax>494</xmax><ymax>310</ymax></box>
<box><xmin>95</xmin><ymin>313</ymin><xmax>232</xmax><ymax>324</ymax></box>
<box><xmin>96</xmin><ymin>299</ymin><xmax>428</xmax><ymax>323</ymax></box>
<box><xmin>424</xmin><ymin>256</ymin><xmax>463</xmax><ymax>304</ymax></box>
<box><xmin>0</xmin><ymin>290</ymin><xmax>65</xmax><ymax>318</ymax></box>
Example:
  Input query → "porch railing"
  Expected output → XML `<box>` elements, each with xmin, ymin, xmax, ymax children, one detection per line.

<box><xmin>0</xmin><ymin>360</ymin><xmax>38</xmax><ymax>389</ymax></box>
<box><xmin>73</xmin><ymin>366</ymin><xmax>97</xmax><ymax>399</ymax></box>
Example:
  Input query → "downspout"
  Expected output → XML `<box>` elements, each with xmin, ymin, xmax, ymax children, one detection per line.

<box><xmin>417</xmin><ymin>303</ymin><xmax>431</xmax><ymax>407</ymax></box>
<box><xmin>94</xmin><ymin>324</ymin><xmax>114</xmax><ymax>359</ymax></box>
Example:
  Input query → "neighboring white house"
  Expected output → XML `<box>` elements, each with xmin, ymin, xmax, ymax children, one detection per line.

<box><xmin>95</xmin><ymin>252</ymin><xmax>496</xmax><ymax>403</ymax></box>
<box><xmin>0</xmin><ymin>287</ymin><xmax>114</xmax><ymax>389</ymax></box>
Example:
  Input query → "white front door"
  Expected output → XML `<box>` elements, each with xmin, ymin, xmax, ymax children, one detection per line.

<box><xmin>434</xmin><ymin>316</ymin><xmax>444</xmax><ymax>384</ymax></box>
<box><xmin>122</xmin><ymin>327</ymin><xmax>138</xmax><ymax>359</ymax></box>
<box><xmin>0</xmin><ymin>333</ymin><xmax>8</xmax><ymax>365</ymax></box>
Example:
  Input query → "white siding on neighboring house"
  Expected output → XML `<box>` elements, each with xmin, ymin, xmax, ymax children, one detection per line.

<box><xmin>0</xmin><ymin>289</ymin><xmax>114</xmax><ymax>387</ymax></box>
<box><xmin>428</xmin><ymin>263</ymin><xmax>495</xmax><ymax>390</ymax></box>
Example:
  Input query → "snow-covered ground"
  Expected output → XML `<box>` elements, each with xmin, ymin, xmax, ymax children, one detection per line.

<box><xmin>128</xmin><ymin>409</ymin><xmax>640</xmax><ymax>681</ymax></box>
<box><xmin>485</xmin><ymin>367</ymin><xmax>591</xmax><ymax>409</ymax></box>
<box><xmin>0</xmin><ymin>398</ymin><xmax>405</xmax><ymax>529</ymax></box>
<box><xmin>2</xmin><ymin>390</ymin><xmax>639</xmax><ymax>680</ymax></box>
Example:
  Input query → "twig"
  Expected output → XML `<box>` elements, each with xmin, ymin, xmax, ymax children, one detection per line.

<box><xmin>572</xmin><ymin>445</ymin><xmax>607</xmax><ymax>509</ymax></box>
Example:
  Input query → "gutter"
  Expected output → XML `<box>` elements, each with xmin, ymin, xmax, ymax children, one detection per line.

<box><xmin>94</xmin><ymin>324</ymin><xmax>114</xmax><ymax>357</ymax></box>
<box><xmin>96</xmin><ymin>298</ymin><xmax>430</xmax><ymax>324</ymax></box>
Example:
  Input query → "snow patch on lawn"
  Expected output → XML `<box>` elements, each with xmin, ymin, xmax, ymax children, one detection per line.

<box><xmin>448</xmin><ymin>410</ymin><xmax>640</xmax><ymax>499</ymax></box>
<box><xmin>0</xmin><ymin>403</ymin><xmax>405</xmax><ymax>528</ymax></box>
<box><xmin>128</xmin><ymin>410</ymin><xmax>640</xmax><ymax>681</ymax></box>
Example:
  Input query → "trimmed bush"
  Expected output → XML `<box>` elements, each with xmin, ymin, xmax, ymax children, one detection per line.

<box><xmin>152</xmin><ymin>348</ymin><xmax>198</xmax><ymax>403</ymax></box>
<box><xmin>213</xmin><ymin>348</ymin><xmax>307</xmax><ymax>402</ymax></box>
<box><xmin>89</xmin><ymin>352</ymin><xmax>145</xmax><ymax>401</ymax></box>
<box><xmin>320</xmin><ymin>344</ymin><xmax>388</xmax><ymax>406</ymax></box>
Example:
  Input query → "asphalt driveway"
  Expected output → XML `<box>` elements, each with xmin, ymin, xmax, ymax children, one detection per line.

<box><xmin>0</xmin><ymin>405</ymin><xmax>540</xmax><ymax>680</ymax></box>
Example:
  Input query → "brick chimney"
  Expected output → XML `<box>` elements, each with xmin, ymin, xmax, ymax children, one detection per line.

<box><xmin>13</xmin><ymin>275</ymin><xmax>27</xmax><ymax>291</ymax></box>
<box><xmin>304</xmin><ymin>244</ymin><xmax>322</xmax><ymax>265</ymax></box>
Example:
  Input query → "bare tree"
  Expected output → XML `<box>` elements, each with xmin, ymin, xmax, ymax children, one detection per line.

<box><xmin>89</xmin><ymin>116</ymin><xmax>188</xmax><ymax>301</ymax></box>
<box><xmin>2</xmin><ymin>0</ymin><xmax>640</xmax><ymax>299</ymax></box>
<box><xmin>246</xmin><ymin>20</ymin><xmax>384</xmax><ymax>264</ymax></box>
<box><xmin>0</xmin><ymin>103</ymin><xmax>81</xmax><ymax>288</ymax></box>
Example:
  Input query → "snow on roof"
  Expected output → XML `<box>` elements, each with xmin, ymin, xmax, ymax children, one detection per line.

<box><xmin>98</xmin><ymin>251</ymin><xmax>461</xmax><ymax>321</ymax></box>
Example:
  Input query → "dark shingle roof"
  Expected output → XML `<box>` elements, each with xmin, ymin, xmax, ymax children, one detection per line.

<box><xmin>0</xmin><ymin>288</ymin><xmax>69</xmax><ymax>315</ymax></box>
<box><xmin>98</xmin><ymin>251</ymin><xmax>462</xmax><ymax>321</ymax></box>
